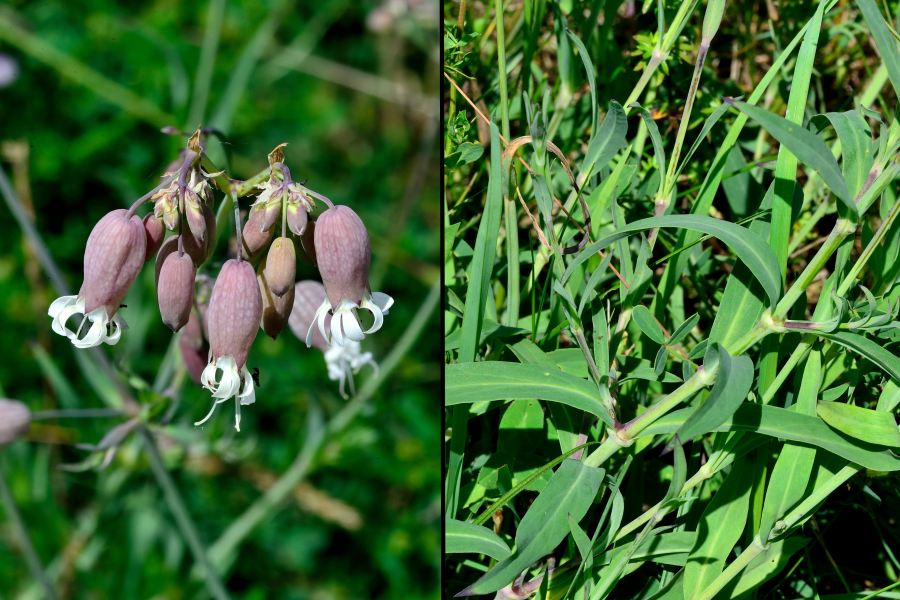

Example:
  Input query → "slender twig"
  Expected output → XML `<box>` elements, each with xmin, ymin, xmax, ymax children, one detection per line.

<box><xmin>0</xmin><ymin>459</ymin><xmax>58</xmax><ymax>600</ymax></box>
<box><xmin>139</xmin><ymin>427</ymin><xmax>231</xmax><ymax>600</ymax></box>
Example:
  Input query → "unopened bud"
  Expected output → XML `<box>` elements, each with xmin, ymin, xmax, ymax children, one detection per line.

<box><xmin>300</xmin><ymin>219</ymin><xmax>316</xmax><ymax>265</ymax></box>
<box><xmin>242</xmin><ymin>206</ymin><xmax>275</xmax><ymax>256</ymax></box>
<box><xmin>142</xmin><ymin>214</ymin><xmax>166</xmax><ymax>261</ymax></box>
<box><xmin>179</xmin><ymin>308</ymin><xmax>208</xmax><ymax>384</ymax></box>
<box><xmin>258</xmin><ymin>270</ymin><xmax>294</xmax><ymax>339</ymax></box>
<box><xmin>0</xmin><ymin>399</ymin><xmax>30</xmax><ymax>445</ymax></box>
<box><xmin>157</xmin><ymin>251</ymin><xmax>196</xmax><ymax>331</ymax></box>
<box><xmin>185</xmin><ymin>192</ymin><xmax>207</xmax><ymax>243</ymax></box>
<box><xmin>264</xmin><ymin>237</ymin><xmax>296</xmax><ymax>297</ymax></box>
<box><xmin>286</xmin><ymin>202</ymin><xmax>308</xmax><ymax>236</ymax></box>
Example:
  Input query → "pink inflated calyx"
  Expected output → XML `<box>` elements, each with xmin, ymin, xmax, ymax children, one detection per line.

<box><xmin>206</xmin><ymin>259</ymin><xmax>261</xmax><ymax>369</ymax></box>
<box><xmin>310</xmin><ymin>205</ymin><xmax>393</xmax><ymax>346</ymax></box>
<box><xmin>157</xmin><ymin>251</ymin><xmax>196</xmax><ymax>331</ymax></box>
<box><xmin>81</xmin><ymin>209</ymin><xmax>147</xmax><ymax>315</ymax></box>
<box><xmin>314</xmin><ymin>205</ymin><xmax>370</xmax><ymax>308</ymax></box>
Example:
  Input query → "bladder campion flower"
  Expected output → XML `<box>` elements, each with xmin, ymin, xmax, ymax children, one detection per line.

<box><xmin>197</xmin><ymin>259</ymin><xmax>262</xmax><ymax>431</ymax></box>
<box><xmin>310</xmin><ymin>205</ymin><xmax>393</xmax><ymax>347</ymax></box>
<box><xmin>290</xmin><ymin>280</ymin><xmax>377</xmax><ymax>397</ymax></box>
<box><xmin>48</xmin><ymin>209</ymin><xmax>146</xmax><ymax>347</ymax></box>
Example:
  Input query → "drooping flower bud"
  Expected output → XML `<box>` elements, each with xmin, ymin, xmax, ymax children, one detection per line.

<box><xmin>288</xmin><ymin>280</ymin><xmax>377</xmax><ymax>397</ymax></box>
<box><xmin>157</xmin><ymin>251</ymin><xmax>196</xmax><ymax>331</ymax></box>
<box><xmin>179</xmin><ymin>307</ymin><xmax>208</xmax><ymax>384</ymax></box>
<box><xmin>142</xmin><ymin>214</ymin><xmax>166</xmax><ymax>261</ymax></box>
<box><xmin>312</xmin><ymin>205</ymin><xmax>393</xmax><ymax>346</ymax></box>
<box><xmin>185</xmin><ymin>190</ymin><xmax>207</xmax><ymax>244</ymax></box>
<box><xmin>300</xmin><ymin>219</ymin><xmax>317</xmax><ymax>265</ymax></box>
<box><xmin>182</xmin><ymin>201</ymin><xmax>216</xmax><ymax>265</ymax></box>
<box><xmin>286</xmin><ymin>202</ymin><xmax>308</xmax><ymax>236</ymax></box>
<box><xmin>48</xmin><ymin>209</ymin><xmax>147</xmax><ymax>348</ymax></box>
<box><xmin>259</xmin><ymin>270</ymin><xmax>294</xmax><ymax>339</ymax></box>
<box><xmin>197</xmin><ymin>259</ymin><xmax>262</xmax><ymax>431</ymax></box>
<box><xmin>264</xmin><ymin>237</ymin><xmax>296</xmax><ymax>297</ymax></box>
<box><xmin>0</xmin><ymin>399</ymin><xmax>30</xmax><ymax>445</ymax></box>
<box><xmin>242</xmin><ymin>205</ymin><xmax>275</xmax><ymax>256</ymax></box>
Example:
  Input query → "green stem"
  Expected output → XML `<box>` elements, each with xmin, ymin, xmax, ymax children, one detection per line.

<box><xmin>620</xmin><ymin>366</ymin><xmax>713</xmax><ymax>440</ymax></box>
<box><xmin>140</xmin><ymin>427</ymin><xmax>231</xmax><ymax>600</ymax></box>
<box><xmin>774</xmin><ymin>219</ymin><xmax>855</xmax><ymax>318</ymax></box>
<box><xmin>697</xmin><ymin>537</ymin><xmax>768</xmax><ymax>600</ymax></box>
<box><xmin>0</xmin><ymin>460</ymin><xmax>57</xmax><ymax>600</ymax></box>
<box><xmin>836</xmin><ymin>197</ymin><xmax>900</xmax><ymax>297</ymax></box>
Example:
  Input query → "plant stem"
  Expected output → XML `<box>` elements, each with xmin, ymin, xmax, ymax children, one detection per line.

<box><xmin>697</xmin><ymin>536</ymin><xmax>768</xmax><ymax>600</ymax></box>
<box><xmin>619</xmin><ymin>365</ymin><xmax>713</xmax><ymax>440</ymax></box>
<box><xmin>31</xmin><ymin>408</ymin><xmax>124</xmax><ymax>420</ymax></box>
<box><xmin>836</xmin><ymin>197</ymin><xmax>900</xmax><ymax>297</ymax></box>
<box><xmin>0</xmin><ymin>461</ymin><xmax>57</xmax><ymax>600</ymax></box>
<box><xmin>140</xmin><ymin>427</ymin><xmax>231</xmax><ymax>600</ymax></box>
<box><xmin>774</xmin><ymin>218</ymin><xmax>855</xmax><ymax>318</ymax></box>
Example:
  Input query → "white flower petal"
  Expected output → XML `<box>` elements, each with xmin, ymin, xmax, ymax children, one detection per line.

<box><xmin>72</xmin><ymin>310</ymin><xmax>108</xmax><ymax>348</ymax></box>
<box><xmin>48</xmin><ymin>295</ymin><xmax>77</xmax><ymax>318</ymax></box>
<box><xmin>309</xmin><ymin>299</ymin><xmax>331</xmax><ymax>348</ymax></box>
<box><xmin>370</xmin><ymin>291</ymin><xmax>394</xmax><ymax>314</ymax></box>
<box><xmin>238</xmin><ymin>366</ymin><xmax>256</xmax><ymax>406</ymax></box>
<box><xmin>55</xmin><ymin>300</ymin><xmax>87</xmax><ymax>339</ymax></box>
<box><xmin>340</xmin><ymin>309</ymin><xmax>365</xmax><ymax>343</ymax></box>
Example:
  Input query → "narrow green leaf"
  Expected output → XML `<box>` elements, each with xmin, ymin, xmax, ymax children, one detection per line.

<box><xmin>565</xmin><ymin>214</ymin><xmax>782</xmax><ymax>306</ymax></box>
<box><xmin>817</xmin><ymin>401</ymin><xmax>900</xmax><ymax>447</ymax></box>
<box><xmin>727</xmin><ymin>537</ymin><xmax>808</xmax><ymax>597</ymax></box>
<box><xmin>669</xmin><ymin>313</ymin><xmax>699</xmax><ymax>345</ymax></box>
<box><xmin>856</xmin><ymin>0</ymin><xmax>900</xmax><ymax>99</ymax></box>
<box><xmin>568</xmin><ymin>514</ymin><xmax>593</xmax><ymax>564</ymax></box>
<box><xmin>446</xmin><ymin>362</ymin><xmax>612</xmax><ymax>424</ymax></box>
<box><xmin>812</xmin><ymin>110</ymin><xmax>876</xmax><ymax>198</ymax></box>
<box><xmin>675</xmin><ymin>345</ymin><xmax>754</xmax><ymax>442</ymax></box>
<box><xmin>459</xmin><ymin>122</ymin><xmax>503</xmax><ymax>362</ymax></box>
<box><xmin>818</xmin><ymin>330</ymin><xmax>899</xmax><ymax>382</ymax></box>
<box><xmin>683</xmin><ymin>460</ymin><xmax>757</xmax><ymax>597</ymax></box>
<box><xmin>446</xmin><ymin>519</ymin><xmax>512</xmax><ymax>561</ymax></box>
<box><xmin>633</xmin><ymin>305</ymin><xmax>666</xmax><ymax>344</ymax></box>
<box><xmin>640</xmin><ymin>404</ymin><xmax>900</xmax><ymax>472</ymax></box>
<box><xmin>727</xmin><ymin>99</ymin><xmax>853</xmax><ymax>210</ymax></box>
<box><xmin>459</xmin><ymin>459</ymin><xmax>604</xmax><ymax>595</ymax></box>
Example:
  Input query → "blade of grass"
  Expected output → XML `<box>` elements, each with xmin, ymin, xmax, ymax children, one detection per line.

<box><xmin>186</xmin><ymin>0</ymin><xmax>227</xmax><ymax>127</ymax></box>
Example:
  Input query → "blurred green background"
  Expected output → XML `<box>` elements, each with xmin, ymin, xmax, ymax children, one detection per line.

<box><xmin>0</xmin><ymin>0</ymin><xmax>439</xmax><ymax>598</ymax></box>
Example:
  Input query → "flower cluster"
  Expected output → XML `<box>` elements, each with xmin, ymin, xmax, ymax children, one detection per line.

<box><xmin>47</xmin><ymin>136</ymin><xmax>393</xmax><ymax>431</ymax></box>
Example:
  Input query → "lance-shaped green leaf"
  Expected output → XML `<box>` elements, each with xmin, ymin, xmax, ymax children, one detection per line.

<box><xmin>633</xmin><ymin>304</ymin><xmax>666</xmax><ymax>344</ymax></box>
<box><xmin>639</xmin><ymin>404</ymin><xmax>900</xmax><ymax>472</ymax></box>
<box><xmin>817</xmin><ymin>330</ymin><xmax>900</xmax><ymax>382</ymax></box>
<box><xmin>675</xmin><ymin>344</ymin><xmax>754</xmax><ymax>443</ymax></box>
<box><xmin>758</xmin><ymin>351</ymin><xmax>822</xmax><ymax>541</ymax></box>
<box><xmin>446</xmin><ymin>362</ymin><xmax>612</xmax><ymax>424</ymax></box>
<box><xmin>564</xmin><ymin>214</ymin><xmax>782</xmax><ymax>306</ymax></box>
<box><xmin>725</xmin><ymin>98</ymin><xmax>854</xmax><ymax>211</ymax></box>
<box><xmin>857</xmin><ymin>0</ymin><xmax>900</xmax><ymax>99</ymax></box>
<box><xmin>446</xmin><ymin>519</ymin><xmax>512</xmax><ymax>561</ymax></box>
<box><xmin>459</xmin><ymin>122</ymin><xmax>503</xmax><ymax>362</ymax></box>
<box><xmin>457</xmin><ymin>459</ymin><xmax>604</xmax><ymax>596</ymax></box>
<box><xmin>811</xmin><ymin>110</ymin><xmax>876</xmax><ymax>198</ymax></box>
<box><xmin>817</xmin><ymin>401</ymin><xmax>900</xmax><ymax>447</ymax></box>
<box><xmin>683</xmin><ymin>459</ymin><xmax>758</xmax><ymax>598</ymax></box>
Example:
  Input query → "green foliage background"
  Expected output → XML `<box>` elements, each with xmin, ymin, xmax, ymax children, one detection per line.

<box><xmin>444</xmin><ymin>0</ymin><xmax>899</xmax><ymax>598</ymax></box>
<box><xmin>0</xmin><ymin>0</ymin><xmax>439</xmax><ymax>598</ymax></box>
